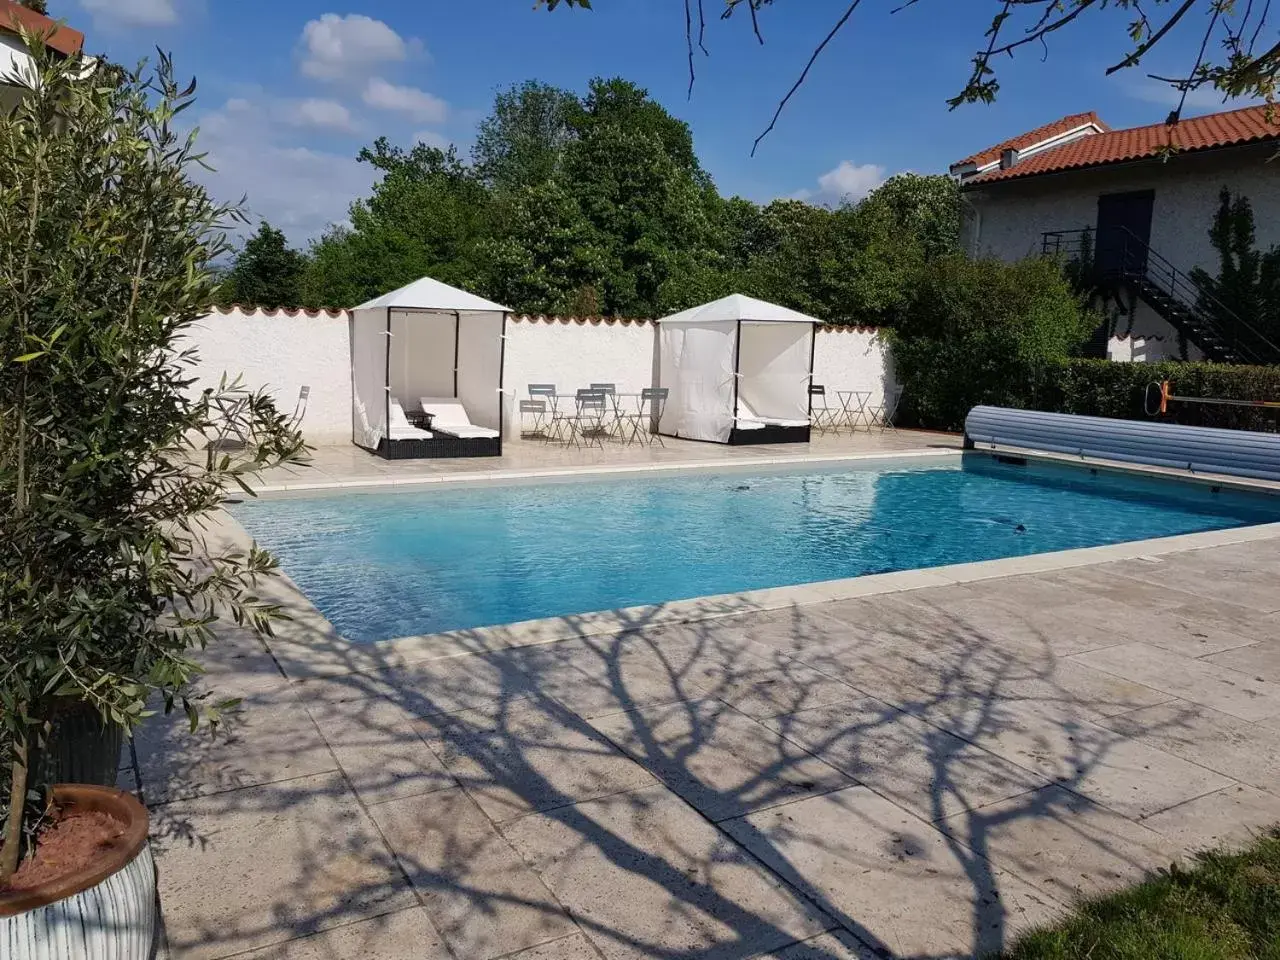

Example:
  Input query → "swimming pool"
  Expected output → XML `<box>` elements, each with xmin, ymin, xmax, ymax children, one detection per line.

<box><xmin>232</xmin><ymin>454</ymin><xmax>1280</xmax><ymax>643</ymax></box>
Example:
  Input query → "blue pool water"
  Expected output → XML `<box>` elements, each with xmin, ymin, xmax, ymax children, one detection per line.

<box><xmin>232</xmin><ymin>454</ymin><xmax>1280</xmax><ymax>643</ymax></box>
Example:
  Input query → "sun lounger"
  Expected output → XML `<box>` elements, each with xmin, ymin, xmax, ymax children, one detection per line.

<box><xmin>735</xmin><ymin>397</ymin><xmax>811</xmax><ymax>429</ymax></box>
<box><xmin>419</xmin><ymin>397</ymin><xmax>500</xmax><ymax>439</ymax></box>
<box><xmin>389</xmin><ymin>398</ymin><xmax>433</xmax><ymax>440</ymax></box>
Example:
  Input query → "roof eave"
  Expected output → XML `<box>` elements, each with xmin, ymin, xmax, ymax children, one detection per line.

<box><xmin>959</xmin><ymin>136</ymin><xmax>1280</xmax><ymax>190</ymax></box>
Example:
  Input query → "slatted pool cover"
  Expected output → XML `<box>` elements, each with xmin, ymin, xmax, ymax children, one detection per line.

<box><xmin>965</xmin><ymin>406</ymin><xmax>1280</xmax><ymax>483</ymax></box>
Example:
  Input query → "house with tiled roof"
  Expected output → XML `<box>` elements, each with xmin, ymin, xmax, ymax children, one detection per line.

<box><xmin>1</xmin><ymin>0</ymin><xmax>84</xmax><ymax>111</ymax></box>
<box><xmin>953</xmin><ymin>104</ymin><xmax>1280</xmax><ymax>364</ymax></box>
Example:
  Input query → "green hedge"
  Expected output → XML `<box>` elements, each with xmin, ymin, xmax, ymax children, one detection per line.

<box><xmin>1056</xmin><ymin>359</ymin><xmax>1280</xmax><ymax>433</ymax></box>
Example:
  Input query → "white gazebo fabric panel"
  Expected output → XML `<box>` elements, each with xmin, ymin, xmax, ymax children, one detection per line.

<box><xmin>389</xmin><ymin>309</ymin><xmax>454</xmax><ymax>411</ymax></box>
<box><xmin>350</xmin><ymin>308</ymin><xmax>389</xmax><ymax>449</ymax></box>
<box><xmin>456</xmin><ymin>310</ymin><xmax>504</xmax><ymax>431</ymax></box>
<box><xmin>658</xmin><ymin>319</ymin><xmax>737</xmax><ymax>442</ymax></box>
<box><xmin>737</xmin><ymin>321</ymin><xmax>814</xmax><ymax>423</ymax></box>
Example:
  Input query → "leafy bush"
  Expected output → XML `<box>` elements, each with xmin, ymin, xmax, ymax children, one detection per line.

<box><xmin>888</xmin><ymin>255</ymin><xmax>1096</xmax><ymax>431</ymax></box>
<box><xmin>1057</xmin><ymin>359</ymin><xmax>1280</xmax><ymax>433</ymax></box>
<box><xmin>0</xmin><ymin>44</ymin><xmax>305</xmax><ymax>878</ymax></box>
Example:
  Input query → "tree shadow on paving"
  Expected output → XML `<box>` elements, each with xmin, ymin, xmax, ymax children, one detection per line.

<box><xmin>135</xmin><ymin>589</ymin><xmax>1196</xmax><ymax>960</ymax></box>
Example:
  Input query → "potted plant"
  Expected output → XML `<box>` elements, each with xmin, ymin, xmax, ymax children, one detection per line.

<box><xmin>0</xmin><ymin>32</ymin><xmax>306</xmax><ymax>958</ymax></box>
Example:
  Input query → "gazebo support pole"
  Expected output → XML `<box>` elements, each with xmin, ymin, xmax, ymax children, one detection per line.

<box><xmin>384</xmin><ymin>307</ymin><xmax>392</xmax><ymax>443</ymax></box>
<box><xmin>731</xmin><ymin>320</ymin><xmax>742</xmax><ymax>439</ymax></box>
<box><xmin>498</xmin><ymin>312</ymin><xmax>508</xmax><ymax>440</ymax></box>
<box><xmin>453</xmin><ymin>311</ymin><xmax>461</xmax><ymax>397</ymax></box>
<box><xmin>807</xmin><ymin>323</ymin><xmax>818</xmax><ymax>417</ymax></box>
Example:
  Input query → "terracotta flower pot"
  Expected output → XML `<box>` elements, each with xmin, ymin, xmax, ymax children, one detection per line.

<box><xmin>0</xmin><ymin>785</ymin><xmax>156</xmax><ymax>960</ymax></box>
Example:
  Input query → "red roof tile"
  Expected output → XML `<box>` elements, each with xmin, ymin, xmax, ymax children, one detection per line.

<box><xmin>0</xmin><ymin>0</ymin><xmax>84</xmax><ymax>58</ymax></box>
<box><xmin>966</xmin><ymin>104</ymin><xmax>1280</xmax><ymax>185</ymax></box>
<box><xmin>953</xmin><ymin>111</ymin><xmax>1107</xmax><ymax>170</ymax></box>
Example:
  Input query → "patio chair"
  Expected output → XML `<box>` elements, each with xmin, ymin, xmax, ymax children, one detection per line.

<box><xmin>877</xmin><ymin>385</ymin><xmax>904</xmax><ymax>432</ymax></box>
<box><xmin>808</xmin><ymin>384</ymin><xmax>839</xmax><ymax>435</ymax></box>
<box><xmin>286</xmin><ymin>385</ymin><xmax>310</xmax><ymax>431</ymax></box>
<box><xmin>388</xmin><ymin>398</ymin><xmax>433</xmax><ymax>441</ymax></box>
<box><xmin>528</xmin><ymin>383</ymin><xmax>557</xmax><ymax>406</ymax></box>
<box><xmin>519</xmin><ymin>399</ymin><xmax>549</xmax><ymax>440</ymax></box>
<box><xmin>565</xmin><ymin>389</ymin><xmax>608</xmax><ymax>448</ymax></box>
<box><xmin>627</xmin><ymin>387</ymin><xmax>668</xmax><ymax>446</ymax></box>
<box><xmin>418</xmin><ymin>397</ymin><xmax>500</xmax><ymax>439</ymax></box>
<box><xmin>590</xmin><ymin>383</ymin><xmax>625</xmax><ymax>442</ymax></box>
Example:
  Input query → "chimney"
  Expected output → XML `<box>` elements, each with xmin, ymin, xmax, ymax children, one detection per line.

<box><xmin>1000</xmin><ymin>147</ymin><xmax>1020</xmax><ymax>169</ymax></box>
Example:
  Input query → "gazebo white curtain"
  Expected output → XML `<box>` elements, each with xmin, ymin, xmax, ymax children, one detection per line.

<box><xmin>351</xmin><ymin>307</ymin><xmax>389</xmax><ymax>449</ymax></box>
<box><xmin>658</xmin><ymin>319</ymin><xmax>737</xmax><ymax>442</ymax></box>
<box><xmin>350</xmin><ymin>277</ymin><xmax>510</xmax><ymax>449</ymax></box>
<box><xmin>657</xmin><ymin>294</ymin><xmax>819</xmax><ymax>443</ymax></box>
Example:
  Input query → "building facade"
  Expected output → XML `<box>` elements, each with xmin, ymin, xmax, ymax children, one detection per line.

<box><xmin>953</xmin><ymin>106</ymin><xmax>1280</xmax><ymax>364</ymax></box>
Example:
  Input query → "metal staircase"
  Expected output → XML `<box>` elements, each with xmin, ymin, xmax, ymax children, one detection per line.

<box><xmin>1041</xmin><ymin>227</ymin><xmax>1280</xmax><ymax>365</ymax></box>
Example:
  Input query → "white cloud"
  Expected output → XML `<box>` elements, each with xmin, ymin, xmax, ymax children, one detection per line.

<box><xmin>299</xmin><ymin>13</ymin><xmax>420</xmax><ymax>80</ymax></box>
<box><xmin>80</xmin><ymin>0</ymin><xmax>177</xmax><ymax>27</ymax></box>
<box><xmin>191</xmin><ymin>98</ymin><xmax>376</xmax><ymax>244</ymax></box>
<box><xmin>292</xmin><ymin>98</ymin><xmax>356</xmax><ymax>133</ymax></box>
<box><xmin>816</xmin><ymin>161</ymin><xmax>887</xmax><ymax>204</ymax></box>
<box><xmin>792</xmin><ymin>161</ymin><xmax>887</xmax><ymax>207</ymax></box>
<box><xmin>363</xmin><ymin>77</ymin><xmax>447</xmax><ymax>123</ymax></box>
<box><xmin>411</xmin><ymin>130</ymin><xmax>452</xmax><ymax>150</ymax></box>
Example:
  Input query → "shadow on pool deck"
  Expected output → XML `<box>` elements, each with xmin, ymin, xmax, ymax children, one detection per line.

<box><xmin>123</xmin><ymin>534</ymin><xmax>1280</xmax><ymax>960</ymax></box>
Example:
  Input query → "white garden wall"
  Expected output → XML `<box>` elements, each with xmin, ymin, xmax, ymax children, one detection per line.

<box><xmin>812</xmin><ymin>326</ymin><xmax>893</xmax><ymax>414</ymax></box>
<box><xmin>188</xmin><ymin>307</ymin><xmax>893</xmax><ymax>446</ymax></box>
<box><xmin>501</xmin><ymin>316</ymin><xmax>658</xmax><ymax>433</ymax></box>
<box><xmin>185</xmin><ymin>306</ymin><xmax>352</xmax><ymax>445</ymax></box>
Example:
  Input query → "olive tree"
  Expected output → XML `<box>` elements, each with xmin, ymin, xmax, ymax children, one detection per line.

<box><xmin>0</xmin><ymin>37</ymin><xmax>306</xmax><ymax>880</ymax></box>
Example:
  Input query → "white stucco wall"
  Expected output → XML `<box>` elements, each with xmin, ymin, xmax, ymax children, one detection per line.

<box><xmin>185</xmin><ymin>306</ymin><xmax>353</xmax><ymax>446</ymax></box>
<box><xmin>812</xmin><ymin>327</ymin><xmax>894</xmax><ymax>412</ymax></box>
<box><xmin>186</xmin><ymin>309</ymin><xmax>893</xmax><ymax>446</ymax></box>
<box><xmin>501</xmin><ymin>316</ymin><xmax>658</xmax><ymax>435</ymax></box>
<box><xmin>963</xmin><ymin>143</ymin><xmax>1280</xmax><ymax>278</ymax></box>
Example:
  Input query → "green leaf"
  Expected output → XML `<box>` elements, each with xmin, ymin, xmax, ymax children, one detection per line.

<box><xmin>12</xmin><ymin>352</ymin><xmax>45</xmax><ymax>363</ymax></box>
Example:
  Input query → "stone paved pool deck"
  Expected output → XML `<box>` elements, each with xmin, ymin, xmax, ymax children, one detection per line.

<box><xmin>136</xmin><ymin>432</ymin><xmax>1280</xmax><ymax>959</ymax></box>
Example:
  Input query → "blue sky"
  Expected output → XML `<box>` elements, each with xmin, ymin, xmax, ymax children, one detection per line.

<box><xmin>69</xmin><ymin>0</ymin><xmax>1262</xmax><ymax>244</ymax></box>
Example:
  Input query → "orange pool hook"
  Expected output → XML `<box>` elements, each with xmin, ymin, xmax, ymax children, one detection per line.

<box><xmin>1160</xmin><ymin>379</ymin><xmax>1171</xmax><ymax>416</ymax></box>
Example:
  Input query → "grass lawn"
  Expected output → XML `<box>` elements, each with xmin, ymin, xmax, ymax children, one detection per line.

<box><xmin>998</xmin><ymin>828</ymin><xmax>1280</xmax><ymax>960</ymax></box>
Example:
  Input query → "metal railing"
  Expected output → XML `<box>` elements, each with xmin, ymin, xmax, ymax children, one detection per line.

<box><xmin>1042</xmin><ymin>227</ymin><xmax>1280</xmax><ymax>365</ymax></box>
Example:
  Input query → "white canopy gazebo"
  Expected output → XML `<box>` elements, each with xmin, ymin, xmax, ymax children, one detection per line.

<box><xmin>351</xmin><ymin>277</ymin><xmax>510</xmax><ymax>459</ymax></box>
<box><xmin>656</xmin><ymin>294</ymin><xmax>821</xmax><ymax>445</ymax></box>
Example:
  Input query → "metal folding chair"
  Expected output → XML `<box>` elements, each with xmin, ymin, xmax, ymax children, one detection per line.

<box><xmin>878</xmin><ymin>385</ymin><xmax>904</xmax><ymax>432</ymax></box>
<box><xmin>519</xmin><ymin>399</ymin><xmax>549</xmax><ymax>439</ymax></box>
<box><xmin>528</xmin><ymin>384</ymin><xmax>564</xmax><ymax>443</ymax></box>
<box><xmin>285</xmin><ymin>385</ymin><xmax>310</xmax><ymax>431</ymax></box>
<box><xmin>590</xmin><ymin>383</ymin><xmax>624</xmax><ymax>442</ymax></box>
<box><xmin>808</xmin><ymin>384</ymin><xmax>839</xmax><ymax>435</ymax></box>
<box><xmin>567</xmin><ymin>389</ymin><xmax>608</xmax><ymax>448</ymax></box>
<box><xmin>630</xmin><ymin>387</ymin><xmax>668</xmax><ymax>446</ymax></box>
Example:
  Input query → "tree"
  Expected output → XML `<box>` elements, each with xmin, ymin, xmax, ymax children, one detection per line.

<box><xmin>0</xmin><ymin>42</ymin><xmax>305</xmax><ymax>880</ymax></box>
<box><xmin>17</xmin><ymin>1</ymin><xmax>49</xmax><ymax>14</ymax></box>
<box><xmin>302</xmin><ymin>139</ymin><xmax>491</xmax><ymax>308</ymax></box>
<box><xmin>475</xmin><ymin>179</ymin><xmax>611</xmax><ymax>314</ymax></box>
<box><xmin>887</xmin><ymin>255</ymin><xmax>1096</xmax><ymax>430</ymax></box>
<box><xmin>473</xmin><ymin>81</ymin><xmax>578</xmax><ymax>193</ymax></box>
<box><xmin>541</xmin><ymin>1</ymin><xmax>1279</xmax><ymax>152</ymax></box>
<box><xmin>221</xmin><ymin>221</ymin><xmax>307</xmax><ymax>309</ymax></box>
<box><xmin>1190</xmin><ymin>187</ymin><xmax>1280</xmax><ymax>348</ymax></box>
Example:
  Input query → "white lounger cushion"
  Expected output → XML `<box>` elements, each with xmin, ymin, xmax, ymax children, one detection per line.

<box><xmin>735</xmin><ymin>398</ymin><xmax>810</xmax><ymax>429</ymax></box>
<box><xmin>388</xmin><ymin>398</ymin><xmax>433</xmax><ymax>440</ymax></box>
<box><xmin>419</xmin><ymin>397</ymin><xmax>500</xmax><ymax>439</ymax></box>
